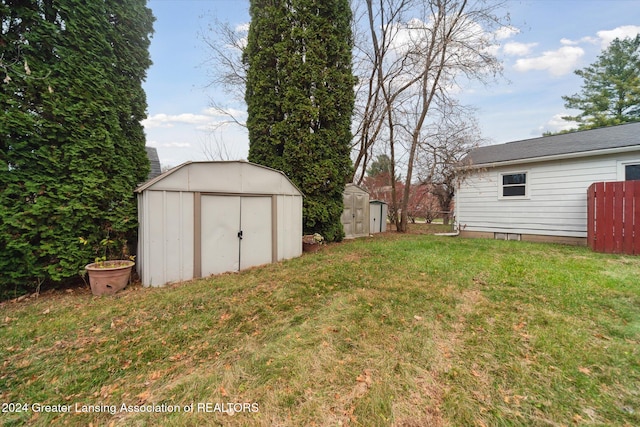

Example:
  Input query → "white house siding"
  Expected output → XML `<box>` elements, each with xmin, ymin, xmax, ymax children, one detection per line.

<box><xmin>456</xmin><ymin>152</ymin><xmax>640</xmax><ymax>238</ymax></box>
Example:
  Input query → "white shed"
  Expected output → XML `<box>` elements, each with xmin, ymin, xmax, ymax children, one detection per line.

<box><xmin>341</xmin><ymin>184</ymin><xmax>370</xmax><ymax>238</ymax></box>
<box><xmin>369</xmin><ymin>200</ymin><xmax>388</xmax><ymax>233</ymax></box>
<box><xmin>135</xmin><ymin>161</ymin><xmax>303</xmax><ymax>287</ymax></box>
<box><xmin>456</xmin><ymin>123</ymin><xmax>640</xmax><ymax>245</ymax></box>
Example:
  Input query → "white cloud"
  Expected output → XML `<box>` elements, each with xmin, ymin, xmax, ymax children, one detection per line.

<box><xmin>495</xmin><ymin>25</ymin><xmax>519</xmax><ymax>40</ymax></box>
<box><xmin>503</xmin><ymin>42</ymin><xmax>537</xmax><ymax>56</ymax></box>
<box><xmin>537</xmin><ymin>113</ymin><xmax>575</xmax><ymax>134</ymax></box>
<box><xmin>560</xmin><ymin>36</ymin><xmax>597</xmax><ymax>46</ymax></box>
<box><xmin>161</xmin><ymin>142</ymin><xmax>192</xmax><ymax>148</ymax></box>
<box><xmin>142</xmin><ymin>112</ymin><xmax>213</xmax><ymax>129</ymax></box>
<box><xmin>142</xmin><ymin>108</ymin><xmax>247</xmax><ymax>130</ymax></box>
<box><xmin>597</xmin><ymin>25</ymin><xmax>640</xmax><ymax>48</ymax></box>
<box><xmin>145</xmin><ymin>140</ymin><xmax>192</xmax><ymax>149</ymax></box>
<box><xmin>513</xmin><ymin>46</ymin><xmax>584</xmax><ymax>76</ymax></box>
<box><xmin>235</xmin><ymin>23</ymin><xmax>250</xmax><ymax>33</ymax></box>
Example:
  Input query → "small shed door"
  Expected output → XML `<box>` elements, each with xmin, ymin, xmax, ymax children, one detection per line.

<box><xmin>240</xmin><ymin>196</ymin><xmax>272</xmax><ymax>269</ymax></box>
<box><xmin>201</xmin><ymin>195</ymin><xmax>241</xmax><ymax>275</ymax></box>
<box><xmin>353</xmin><ymin>194</ymin><xmax>367</xmax><ymax>235</ymax></box>
<box><xmin>342</xmin><ymin>195</ymin><xmax>355</xmax><ymax>237</ymax></box>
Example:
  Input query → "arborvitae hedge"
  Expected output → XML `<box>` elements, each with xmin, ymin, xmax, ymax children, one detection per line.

<box><xmin>0</xmin><ymin>0</ymin><xmax>154</xmax><ymax>295</ymax></box>
<box><xmin>245</xmin><ymin>0</ymin><xmax>356</xmax><ymax>242</ymax></box>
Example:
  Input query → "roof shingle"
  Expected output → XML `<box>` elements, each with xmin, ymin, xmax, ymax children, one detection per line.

<box><xmin>466</xmin><ymin>122</ymin><xmax>640</xmax><ymax>166</ymax></box>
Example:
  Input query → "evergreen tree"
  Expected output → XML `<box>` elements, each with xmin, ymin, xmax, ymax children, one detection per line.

<box><xmin>245</xmin><ymin>0</ymin><xmax>355</xmax><ymax>242</ymax></box>
<box><xmin>0</xmin><ymin>0</ymin><xmax>153</xmax><ymax>294</ymax></box>
<box><xmin>562</xmin><ymin>35</ymin><xmax>640</xmax><ymax>129</ymax></box>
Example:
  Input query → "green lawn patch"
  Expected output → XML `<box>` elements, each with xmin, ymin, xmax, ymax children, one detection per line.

<box><xmin>1</xmin><ymin>233</ymin><xmax>639</xmax><ymax>426</ymax></box>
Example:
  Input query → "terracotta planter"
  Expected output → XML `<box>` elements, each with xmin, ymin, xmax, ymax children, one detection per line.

<box><xmin>302</xmin><ymin>234</ymin><xmax>323</xmax><ymax>253</ymax></box>
<box><xmin>85</xmin><ymin>260</ymin><xmax>134</xmax><ymax>296</ymax></box>
<box><xmin>302</xmin><ymin>242</ymin><xmax>321</xmax><ymax>253</ymax></box>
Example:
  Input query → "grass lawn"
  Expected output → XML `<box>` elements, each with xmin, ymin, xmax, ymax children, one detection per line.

<box><xmin>1</xmin><ymin>230</ymin><xmax>639</xmax><ymax>426</ymax></box>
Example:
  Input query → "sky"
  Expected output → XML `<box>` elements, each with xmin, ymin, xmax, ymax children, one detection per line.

<box><xmin>141</xmin><ymin>0</ymin><xmax>640</xmax><ymax>169</ymax></box>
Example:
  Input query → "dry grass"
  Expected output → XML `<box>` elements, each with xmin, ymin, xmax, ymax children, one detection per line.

<box><xmin>1</xmin><ymin>230</ymin><xmax>639</xmax><ymax>426</ymax></box>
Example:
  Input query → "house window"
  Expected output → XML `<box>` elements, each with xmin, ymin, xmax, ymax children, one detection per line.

<box><xmin>501</xmin><ymin>172</ymin><xmax>527</xmax><ymax>197</ymax></box>
<box><xmin>625</xmin><ymin>164</ymin><xmax>640</xmax><ymax>181</ymax></box>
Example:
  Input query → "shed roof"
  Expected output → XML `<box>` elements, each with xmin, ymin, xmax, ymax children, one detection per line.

<box><xmin>135</xmin><ymin>161</ymin><xmax>303</xmax><ymax>196</ymax></box>
<box><xmin>466</xmin><ymin>122</ymin><xmax>640</xmax><ymax>167</ymax></box>
<box><xmin>344</xmin><ymin>183</ymin><xmax>369</xmax><ymax>194</ymax></box>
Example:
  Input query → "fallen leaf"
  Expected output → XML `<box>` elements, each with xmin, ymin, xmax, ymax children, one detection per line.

<box><xmin>471</xmin><ymin>369</ymin><xmax>481</xmax><ymax>378</ymax></box>
<box><xmin>413</xmin><ymin>315</ymin><xmax>423</xmax><ymax>321</ymax></box>
<box><xmin>513</xmin><ymin>321</ymin><xmax>526</xmax><ymax>331</ymax></box>
<box><xmin>578</xmin><ymin>367</ymin><xmax>591</xmax><ymax>376</ymax></box>
<box><xmin>220</xmin><ymin>386</ymin><xmax>228</xmax><ymax>397</ymax></box>
<box><xmin>149</xmin><ymin>371</ymin><xmax>163</xmax><ymax>381</ymax></box>
<box><xmin>593</xmin><ymin>333</ymin><xmax>610</xmax><ymax>341</ymax></box>
<box><xmin>42</xmin><ymin>308</ymin><xmax>50</xmax><ymax>315</ymax></box>
<box><xmin>137</xmin><ymin>390</ymin><xmax>151</xmax><ymax>402</ymax></box>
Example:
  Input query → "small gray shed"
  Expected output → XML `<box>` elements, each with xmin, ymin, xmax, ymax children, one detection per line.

<box><xmin>135</xmin><ymin>161</ymin><xmax>303</xmax><ymax>287</ymax></box>
<box><xmin>341</xmin><ymin>184</ymin><xmax>370</xmax><ymax>238</ymax></box>
<box><xmin>369</xmin><ymin>200</ymin><xmax>388</xmax><ymax>233</ymax></box>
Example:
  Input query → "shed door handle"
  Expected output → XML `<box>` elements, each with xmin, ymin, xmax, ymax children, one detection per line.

<box><xmin>238</xmin><ymin>230</ymin><xmax>243</xmax><ymax>240</ymax></box>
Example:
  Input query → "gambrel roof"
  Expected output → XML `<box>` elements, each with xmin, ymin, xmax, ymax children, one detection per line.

<box><xmin>465</xmin><ymin>122</ymin><xmax>640</xmax><ymax>167</ymax></box>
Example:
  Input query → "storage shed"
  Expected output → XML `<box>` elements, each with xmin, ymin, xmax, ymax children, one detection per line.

<box><xmin>342</xmin><ymin>184</ymin><xmax>370</xmax><ymax>238</ymax></box>
<box><xmin>369</xmin><ymin>200</ymin><xmax>388</xmax><ymax>233</ymax></box>
<box><xmin>135</xmin><ymin>161</ymin><xmax>303</xmax><ymax>287</ymax></box>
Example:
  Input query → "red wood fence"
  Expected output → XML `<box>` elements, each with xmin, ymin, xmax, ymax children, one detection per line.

<box><xmin>587</xmin><ymin>181</ymin><xmax>640</xmax><ymax>255</ymax></box>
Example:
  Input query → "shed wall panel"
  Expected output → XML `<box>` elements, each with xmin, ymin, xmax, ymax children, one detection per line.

<box><xmin>277</xmin><ymin>195</ymin><xmax>303</xmax><ymax>260</ymax></box>
<box><xmin>142</xmin><ymin>191</ymin><xmax>194</xmax><ymax>287</ymax></box>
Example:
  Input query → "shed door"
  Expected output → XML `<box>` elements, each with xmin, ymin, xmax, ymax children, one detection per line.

<box><xmin>200</xmin><ymin>195</ymin><xmax>273</xmax><ymax>277</ymax></box>
<box><xmin>201</xmin><ymin>195</ymin><xmax>241</xmax><ymax>275</ymax></box>
<box><xmin>240</xmin><ymin>196</ymin><xmax>272</xmax><ymax>269</ymax></box>
<box><xmin>342</xmin><ymin>194</ymin><xmax>355</xmax><ymax>237</ymax></box>
<box><xmin>353</xmin><ymin>194</ymin><xmax>367</xmax><ymax>235</ymax></box>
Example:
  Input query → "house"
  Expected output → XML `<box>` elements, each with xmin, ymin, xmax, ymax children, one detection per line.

<box><xmin>135</xmin><ymin>161</ymin><xmax>303</xmax><ymax>287</ymax></box>
<box><xmin>455</xmin><ymin>122</ymin><xmax>640</xmax><ymax>245</ymax></box>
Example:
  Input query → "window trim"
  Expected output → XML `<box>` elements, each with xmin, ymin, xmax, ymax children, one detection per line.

<box><xmin>498</xmin><ymin>171</ymin><xmax>529</xmax><ymax>200</ymax></box>
<box><xmin>617</xmin><ymin>160</ymin><xmax>640</xmax><ymax>181</ymax></box>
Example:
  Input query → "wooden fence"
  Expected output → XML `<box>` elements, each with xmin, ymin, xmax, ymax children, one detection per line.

<box><xmin>587</xmin><ymin>181</ymin><xmax>640</xmax><ymax>255</ymax></box>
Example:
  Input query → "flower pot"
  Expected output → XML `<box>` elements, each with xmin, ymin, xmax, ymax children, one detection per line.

<box><xmin>302</xmin><ymin>234</ymin><xmax>323</xmax><ymax>253</ymax></box>
<box><xmin>85</xmin><ymin>260</ymin><xmax>134</xmax><ymax>296</ymax></box>
<box><xmin>303</xmin><ymin>242</ymin><xmax>321</xmax><ymax>253</ymax></box>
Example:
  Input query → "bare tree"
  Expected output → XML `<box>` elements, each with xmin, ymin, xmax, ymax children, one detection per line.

<box><xmin>415</xmin><ymin>100</ymin><xmax>487</xmax><ymax>224</ymax></box>
<box><xmin>199</xmin><ymin>17</ymin><xmax>251</xmax><ymax>161</ymax></box>
<box><xmin>200</xmin><ymin>133</ymin><xmax>239</xmax><ymax>161</ymax></box>
<box><xmin>358</xmin><ymin>0</ymin><xmax>508</xmax><ymax>232</ymax></box>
